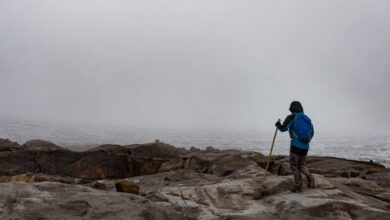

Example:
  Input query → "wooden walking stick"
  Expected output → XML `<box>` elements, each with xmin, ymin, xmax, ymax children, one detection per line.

<box><xmin>263</xmin><ymin>119</ymin><xmax>281</xmax><ymax>182</ymax></box>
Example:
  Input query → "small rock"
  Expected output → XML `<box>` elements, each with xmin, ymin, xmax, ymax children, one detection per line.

<box><xmin>115</xmin><ymin>180</ymin><xmax>140</xmax><ymax>195</ymax></box>
<box><xmin>93</xmin><ymin>182</ymin><xmax>107</xmax><ymax>190</ymax></box>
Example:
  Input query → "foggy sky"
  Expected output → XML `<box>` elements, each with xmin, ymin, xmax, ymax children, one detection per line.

<box><xmin>0</xmin><ymin>1</ymin><xmax>389</xmax><ymax>134</ymax></box>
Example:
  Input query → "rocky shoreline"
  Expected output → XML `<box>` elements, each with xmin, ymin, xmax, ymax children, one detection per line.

<box><xmin>0</xmin><ymin>138</ymin><xmax>389</xmax><ymax>219</ymax></box>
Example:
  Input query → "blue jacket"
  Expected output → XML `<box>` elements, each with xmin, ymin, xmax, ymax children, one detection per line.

<box><xmin>277</xmin><ymin>112</ymin><xmax>311</xmax><ymax>151</ymax></box>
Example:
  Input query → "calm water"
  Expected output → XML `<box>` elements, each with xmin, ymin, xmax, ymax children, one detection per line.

<box><xmin>0</xmin><ymin>119</ymin><xmax>389</xmax><ymax>167</ymax></box>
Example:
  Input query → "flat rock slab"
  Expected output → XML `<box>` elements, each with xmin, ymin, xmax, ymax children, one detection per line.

<box><xmin>0</xmin><ymin>182</ymin><xmax>188</xmax><ymax>220</ymax></box>
<box><xmin>128</xmin><ymin>170</ymin><xmax>390</xmax><ymax>220</ymax></box>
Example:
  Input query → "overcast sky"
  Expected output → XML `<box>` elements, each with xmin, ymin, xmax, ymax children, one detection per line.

<box><xmin>0</xmin><ymin>1</ymin><xmax>389</xmax><ymax>134</ymax></box>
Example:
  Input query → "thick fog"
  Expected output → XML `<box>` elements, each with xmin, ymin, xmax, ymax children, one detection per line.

<box><xmin>0</xmin><ymin>1</ymin><xmax>389</xmax><ymax>134</ymax></box>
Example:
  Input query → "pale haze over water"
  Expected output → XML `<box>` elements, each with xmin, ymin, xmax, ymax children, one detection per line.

<box><xmin>0</xmin><ymin>1</ymin><xmax>389</xmax><ymax>166</ymax></box>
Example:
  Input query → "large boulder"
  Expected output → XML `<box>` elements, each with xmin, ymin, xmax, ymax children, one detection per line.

<box><xmin>0</xmin><ymin>147</ymin><xmax>168</xmax><ymax>180</ymax></box>
<box><xmin>0</xmin><ymin>138</ymin><xmax>24</xmax><ymax>152</ymax></box>
<box><xmin>62</xmin><ymin>151</ymin><xmax>133</xmax><ymax>179</ymax></box>
<box><xmin>23</xmin><ymin>139</ymin><xmax>66</xmax><ymax>151</ymax></box>
<box><xmin>87</xmin><ymin>144</ymin><xmax>130</xmax><ymax>154</ymax></box>
<box><xmin>126</xmin><ymin>141</ymin><xmax>180</xmax><ymax>159</ymax></box>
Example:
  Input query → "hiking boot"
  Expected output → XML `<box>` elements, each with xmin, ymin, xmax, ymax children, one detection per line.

<box><xmin>291</xmin><ymin>185</ymin><xmax>303</xmax><ymax>193</ymax></box>
<box><xmin>307</xmin><ymin>177</ymin><xmax>315</xmax><ymax>189</ymax></box>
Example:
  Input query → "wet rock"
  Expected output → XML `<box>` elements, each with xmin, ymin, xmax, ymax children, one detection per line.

<box><xmin>115</xmin><ymin>180</ymin><xmax>140</xmax><ymax>194</ymax></box>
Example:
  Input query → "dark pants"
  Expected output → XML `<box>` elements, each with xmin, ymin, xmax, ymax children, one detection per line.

<box><xmin>290</xmin><ymin>152</ymin><xmax>313</xmax><ymax>187</ymax></box>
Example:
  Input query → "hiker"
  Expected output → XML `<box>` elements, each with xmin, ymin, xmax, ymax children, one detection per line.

<box><xmin>275</xmin><ymin>101</ymin><xmax>315</xmax><ymax>192</ymax></box>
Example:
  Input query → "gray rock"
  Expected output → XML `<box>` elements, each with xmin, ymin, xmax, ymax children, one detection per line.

<box><xmin>0</xmin><ymin>182</ymin><xmax>189</xmax><ymax>220</ymax></box>
<box><xmin>0</xmin><ymin>139</ymin><xmax>389</xmax><ymax>220</ymax></box>
<box><xmin>138</xmin><ymin>172</ymin><xmax>390</xmax><ymax>219</ymax></box>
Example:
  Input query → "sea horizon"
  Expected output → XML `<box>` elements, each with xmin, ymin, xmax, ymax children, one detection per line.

<box><xmin>1</xmin><ymin>118</ymin><xmax>389</xmax><ymax>168</ymax></box>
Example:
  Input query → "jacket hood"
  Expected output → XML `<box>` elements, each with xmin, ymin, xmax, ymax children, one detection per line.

<box><xmin>289</xmin><ymin>101</ymin><xmax>304</xmax><ymax>113</ymax></box>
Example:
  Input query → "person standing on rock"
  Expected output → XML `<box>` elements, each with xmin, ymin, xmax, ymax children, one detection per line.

<box><xmin>275</xmin><ymin>101</ymin><xmax>315</xmax><ymax>192</ymax></box>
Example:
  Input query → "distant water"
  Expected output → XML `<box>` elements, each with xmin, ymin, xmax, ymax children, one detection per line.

<box><xmin>0</xmin><ymin>119</ymin><xmax>389</xmax><ymax>168</ymax></box>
